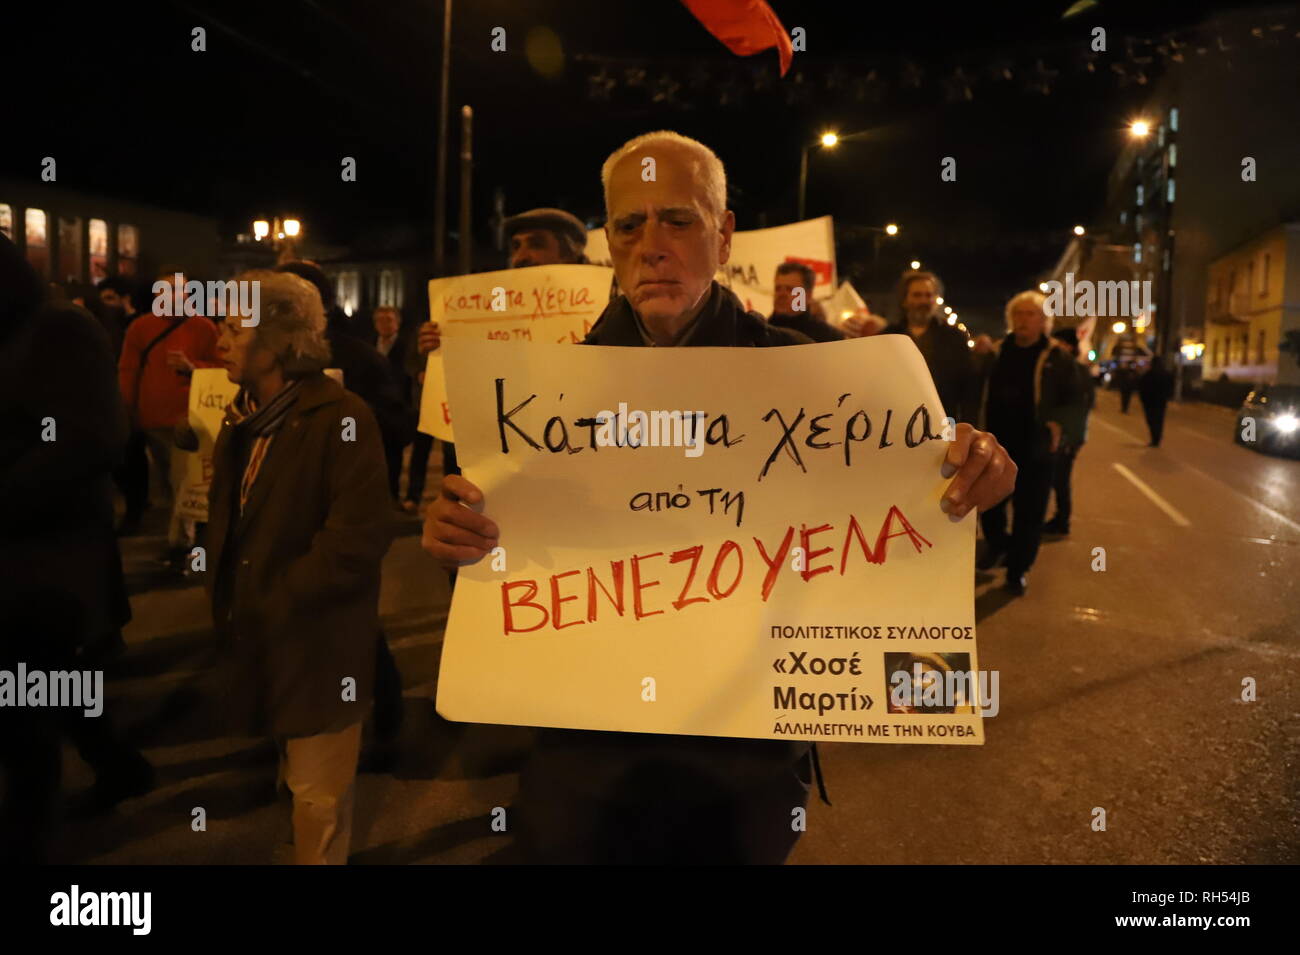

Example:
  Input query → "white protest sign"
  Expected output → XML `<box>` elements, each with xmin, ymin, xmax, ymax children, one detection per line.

<box><xmin>418</xmin><ymin>265</ymin><xmax>614</xmax><ymax>442</ymax></box>
<box><xmin>436</xmin><ymin>335</ymin><xmax>983</xmax><ymax>745</ymax></box>
<box><xmin>585</xmin><ymin>215</ymin><xmax>837</xmax><ymax>317</ymax></box>
<box><xmin>175</xmin><ymin>368</ymin><xmax>240</xmax><ymax>522</ymax></box>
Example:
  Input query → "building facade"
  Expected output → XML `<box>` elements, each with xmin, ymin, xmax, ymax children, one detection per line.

<box><xmin>1204</xmin><ymin>223</ymin><xmax>1300</xmax><ymax>386</ymax></box>
<box><xmin>0</xmin><ymin>179</ymin><xmax>219</xmax><ymax>285</ymax></box>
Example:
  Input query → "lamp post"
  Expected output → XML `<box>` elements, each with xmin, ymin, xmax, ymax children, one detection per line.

<box><xmin>252</xmin><ymin>215</ymin><xmax>302</xmax><ymax>264</ymax></box>
<box><xmin>798</xmin><ymin>129</ymin><xmax>871</xmax><ymax>221</ymax></box>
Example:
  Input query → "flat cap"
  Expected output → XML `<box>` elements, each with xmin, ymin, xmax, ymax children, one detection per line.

<box><xmin>503</xmin><ymin>208</ymin><xmax>588</xmax><ymax>248</ymax></box>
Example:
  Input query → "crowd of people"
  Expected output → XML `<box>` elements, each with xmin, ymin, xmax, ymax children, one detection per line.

<box><xmin>1</xmin><ymin>127</ymin><xmax>1174</xmax><ymax>865</ymax></box>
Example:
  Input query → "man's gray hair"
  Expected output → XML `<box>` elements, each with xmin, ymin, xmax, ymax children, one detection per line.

<box><xmin>1004</xmin><ymin>289</ymin><xmax>1056</xmax><ymax>334</ymax></box>
<box><xmin>237</xmin><ymin>270</ymin><xmax>331</xmax><ymax>376</ymax></box>
<box><xmin>600</xmin><ymin>130</ymin><xmax>727</xmax><ymax>223</ymax></box>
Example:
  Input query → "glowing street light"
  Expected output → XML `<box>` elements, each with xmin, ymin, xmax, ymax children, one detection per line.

<box><xmin>820</xmin><ymin>132</ymin><xmax>839</xmax><ymax>148</ymax></box>
<box><xmin>252</xmin><ymin>220</ymin><xmax>270</xmax><ymax>241</ymax></box>
<box><xmin>1039</xmin><ymin>282</ymin><xmax>1050</xmax><ymax>292</ymax></box>
<box><xmin>885</xmin><ymin>223</ymin><xmax>899</xmax><ymax>236</ymax></box>
<box><xmin>947</xmin><ymin>315</ymin><xmax>957</xmax><ymax>326</ymax></box>
<box><xmin>284</xmin><ymin>218</ymin><xmax>301</xmax><ymax>237</ymax></box>
<box><xmin>910</xmin><ymin>259</ymin><xmax>921</xmax><ymax>270</ymax></box>
<box><xmin>1073</xmin><ymin>225</ymin><xmax>1086</xmax><ymax>236</ymax></box>
<box><xmin>1130</xmin><ymin>120</ymin><xmax>1150</xmax><ymax>138</ymax></box>
<box><xmin>1112</xmin><ymin>321</ymin><xmax>1127</xmax><ymax>334</ymax></box>
<box><xmin>943</xmin><ymin>306</ymin><xmax>952</xmax><ymax>314</ymax></box>
<box><xmin>935</xmin><ymin>296</ymin><xmax>944</xmax><ymax>305</ymax></box>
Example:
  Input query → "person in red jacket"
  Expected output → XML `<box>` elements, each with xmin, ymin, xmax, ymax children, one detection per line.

<box><xmin>117</xmin><ymin>269</ymin><xmax>220</xmax><ymax>559</ymax></box>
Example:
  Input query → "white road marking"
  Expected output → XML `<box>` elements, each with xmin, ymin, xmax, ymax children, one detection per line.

<box><xmin>1111</xmin><ymin>462</ymin><xmax>1192</xmax><ymax>526</ymax></box>
<box><xmin>1174</xmin><ymin>457</ymin><xmax>1300</xmax><ymax>536</ymax></box>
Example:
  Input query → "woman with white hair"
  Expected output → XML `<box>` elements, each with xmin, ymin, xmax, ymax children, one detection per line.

<box><xmin>205</xmin><ymin>270</ymin><xmax>394</xmax><ymax>863</ymax></box>
<box><xmin>975</xmin><ymin>290</ymin><xmax>1079</xmax><ymax>596</ymax></box>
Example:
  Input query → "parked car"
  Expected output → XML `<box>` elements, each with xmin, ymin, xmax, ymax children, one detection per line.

<box><xmin>1234</xmin><ymin>384</ymin><xmax>1300</xmax><ymax>457</ymax></box>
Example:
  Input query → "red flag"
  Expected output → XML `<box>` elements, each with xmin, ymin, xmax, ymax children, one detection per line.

<box><xmin>680</xmin><ymin>0</ymin><xmax>793</xmax><ymax>76</ymax></box>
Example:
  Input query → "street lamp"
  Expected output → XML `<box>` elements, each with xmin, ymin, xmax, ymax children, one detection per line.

<box><xmin>798</xmin><ymin>128</ymin><xmax>870</xmax><ymax>221</ymax></box>
<box><xmin>1073</xmin><ymin>225</ymin><xmax>1086</xmax><ymax>236</ymax></box>
<box><xmin>885</xmin><ymin>223</ymin><xmax>899</xmax><ymax>236</ymax></box>
<box><xmin>910</xmin><ymin>259</ymin><xmax>921</xmax><ymax>270</ymax></box>
<box><xmin>251</xmin><ymin>215</ymin><xmax>303</xmax><ymax>263</ymax></box>
<box><xmin>1129</xmin><ymin>120</ymin><xmax>1150</xmax><ymax>138</ymax></box>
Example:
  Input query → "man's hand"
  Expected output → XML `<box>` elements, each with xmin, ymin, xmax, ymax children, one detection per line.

<box><xmin>417</xmin><ymin>321</ymin><xmax>442</xmax><ymax>356</ymax></box>
<box><xmin>1046</xmin><ymin>420</ymin><xmax>1062</xmax><ymax>454</ymax></box>
<box><xmin>421</xmin><ymin>474</ymin><xmax>499</xmax><ymax>568</ymax></box>
<box><xmin>165</xmin><ymin>349</ymin><xmax>195</xmax><ymax>373</ymax></box>
<box><xmin>841</xmin><ymin>308</ymin><xmax>883</xmax><ymax>339</ymax></box>
<box><xmin>940</xmin><ymin>423</ymin><xmax>1016</xmax><ymax>519</ymax></box>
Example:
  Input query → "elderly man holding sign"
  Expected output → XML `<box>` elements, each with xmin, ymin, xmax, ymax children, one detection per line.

<box><xmin>423</xmin><ymin>131</ymin><xmax>1016</xmax><ymax>864</ymax></box>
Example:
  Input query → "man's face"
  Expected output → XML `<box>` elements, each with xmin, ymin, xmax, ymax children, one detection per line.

<box><xmin>903</xmin><ymin>279</ymin><xmax>937</xmax><ymax>321</ymax></box>
<box><xmin>216</xmin><ymin>313</ymin><xmax>271</xmax><ymax>384</ymax></box>
<box><xmin>373</xmin><ymin>308</ymin><xmax>399</xmax><ymax>338</ymax></box>
<box><xmin>605</xmin><ymin>144</ymin><xmax>734</xmax><ymax>328</ymax></box>
<box><xmin>509</xmin><ymin>229</ymin><xmax>565</xmax><ymax>269</ymax></box>
<box><xmin>1011</xmin><ymin>303</ymin><xmax>1047</xmax><ymax>343</ymax></box>
<box><xmin>100</xmin><ymin>288</ymin><xmax>123</xmax><ymax>311</ymax></box>
<box><xmin>772</xmin><ymin>271</ymin><xmax>810</xmax><ymax>316</ymax></box>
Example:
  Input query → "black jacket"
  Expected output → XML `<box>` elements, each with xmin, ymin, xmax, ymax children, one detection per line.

<box><xmin>883</xmin><ymin>316</ymin><xmax>980</xmax><ymax>424</ymax></box>
<box><xmin>768</xmin><ymin>311</ymin><xmax>846</xmax><ymax>343</ymax></box>
<box><xmin>326</xmin><ymin>306</ymin><xmax>415</xmax><ymax>446</ymax></box>
<box><xmin>981</xmin><ymin>333</ymin><xmax>1080</xmax><ymax>458</ymax></box>
<box><xmin>0</xmin><ymin>234</ymin><xmax>130</xmax><ymax>659</ymax></box>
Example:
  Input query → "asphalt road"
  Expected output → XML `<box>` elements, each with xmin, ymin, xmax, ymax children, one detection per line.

<box><xmin>54</xmin><ymin>388</ymin><xmax>1299</xmax><ymax>864</ymax></box>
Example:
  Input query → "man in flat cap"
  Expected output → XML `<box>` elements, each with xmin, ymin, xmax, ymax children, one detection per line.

<box><xmin>415</xmin><ymin>207</ymin><xmax>588</xmax><ymax>365</ymax></box>
<box><xmin>504</xmin><ymin>207</ymin><xmax>589</xmax><ymax>270</ymax></box>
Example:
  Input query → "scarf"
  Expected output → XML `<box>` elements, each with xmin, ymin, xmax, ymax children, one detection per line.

<box><xmin>224</xmin><ymin>379</ymin><xmax>303</xmax><ymax>511</ymax></box>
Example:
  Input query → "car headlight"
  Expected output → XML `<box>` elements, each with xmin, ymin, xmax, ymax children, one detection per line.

<box><xmin>1272</xmin><ymin>414</ymin><xmax>1299</xmax><ymax>434</ymax></box>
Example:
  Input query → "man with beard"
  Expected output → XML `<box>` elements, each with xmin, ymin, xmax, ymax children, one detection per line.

<box><xmin>881</xmin><ymin>270</ymin><xmax>980</xmax><ymax>425</ymax></box>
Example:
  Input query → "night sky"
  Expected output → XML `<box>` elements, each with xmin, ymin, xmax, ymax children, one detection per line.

<box><xmin>12</xmin><ymin>0</ymin><xmax>1240</xmax><ymax>325</ymax></box>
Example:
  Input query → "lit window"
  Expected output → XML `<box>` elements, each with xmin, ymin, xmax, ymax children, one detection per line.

<box><xmin>58</xmin><ymin>216</ymin><xmax>83</xmax><ymax>282</ymax></box>
<box><xmin>89</xmin><ymin>219</ymin><xmax>109</xmax><ymax>282</ymax></box>
<box><xmin>25</xmin><ymin>208</ymin><xmax>49</xmax><ymax>277</ymax></box>
<box><xmin>118</xmin><ymin>224</ymin><xmax>139</xmax><ymax>275</ymax></box>
<box><xmin>0</xmin><ymin>203</ymin><xmax>12</xmax><ymax>240</ymax></box>
<box><xmin>378</xmin><ymin>269</ymin><xmax>404</xmax><ymax>308</ymax></box>
<box><xmin>336</xmin><ymin>271</ymin><xmax>360</xmax><ymax>317</ymax></box>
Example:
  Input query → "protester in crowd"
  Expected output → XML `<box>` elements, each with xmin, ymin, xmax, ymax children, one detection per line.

<box><xmin>976</xmin><ymin>290</ymin><xmax>1079</xmax><ymax>595</ymax></box>
<box><xmin>0</xmin><ymin>235</ymin><xmax>153</xmax><ymax>863</ymax></box>
<box><xmin>273</xmin><ymin>261</ymin><xmax>409</xmax><ymax>762</ymax></box>
<box><xmin>768</xmin><ymin>262</ymin><xmax>845</xmax><ymax>342</ymax></box>
<box><xmin>369</xmin><ymin>305</ymin><xmax>414</xmax><ymax>501</ymax></box>
<box><xmin>116</xmin><ymin>268</ymin><xmax>220</xmax><ymax>553</ymax></box>
<box><xmin>206</xmin><ymin>270</ymin><xmax>395</xmax><ymax>863</ymax></box>
<box><xmin>422</xmin><ymin>130</ymin><xmax>1017</xmax><ymax>863</ymax></box>
<box><xmin>1138</xmin><ymin>354</ymin><xmax>1175</xmax><ymax>448</ymax></box>
<box><xmin>506</xmin><ymin>207</ymin><xmax>589</xmax><ymax>269</ymax></box>
<box><xmin>414</xmin><ymin>207</ymin><xmax>590</xmax><ymax>484</ymax></box>
<box><xmin>1117</xmin><ymin>361</ymin><xmax>1138</xmax><ymax>413</ymax></box>
<box><xmin>274</xmin><ymin>262</ymin><xmax>414</xmax><ymax>499</ymax></box>
<box><xmin>879</xmin><ymin>270</ymin><xmax>981</xmax><ymax>424</ymax></box>
<box><xmin>99</xmin><ymin>274</ymin><xmax>151</xmax><ymax>534</ymax></box>
<box><xmin>1043</xmin><ymin>328</ymin><xmax>1095</xmax><ymax>536</ymax></box>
